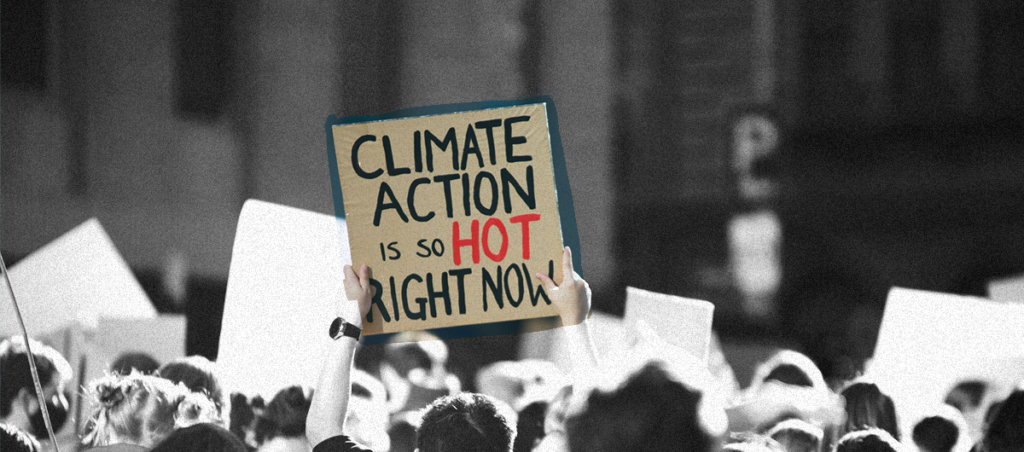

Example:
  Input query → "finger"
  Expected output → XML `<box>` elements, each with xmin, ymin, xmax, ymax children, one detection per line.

<box><xmin>359</xmin><ymin>264</ymin><xmax>371</xmax><ymax>289</ymax></box>
<box><xmin>535</xmin><ymin>272</ymin><xmax>557</xmax><ymax>291</ymax></box>
<box><xmin>344</xmin><ymin>265</ymin><xmax>358</xmax><ymax>284</ymax></box>
<box><xmin>562</xmin><ymin>247</ymin><xmax>573</xmax><ymax>277</ymax></box>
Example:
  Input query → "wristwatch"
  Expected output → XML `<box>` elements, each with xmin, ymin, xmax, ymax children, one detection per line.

<box><xmin>329</xmin><ymin>317</ymin><xmax>362</xmax><ymax>340</ymax></box>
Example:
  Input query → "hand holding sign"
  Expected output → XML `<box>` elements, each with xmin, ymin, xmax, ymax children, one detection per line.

<box><xmin>536</xmin><ymin>247</ymin><xmax>591</xmax><ymax>326</ymax></box>
<box><xmin>342</xmin><ymin>264</ymin><xmax>376</xmax><ymax>328</ymax></box>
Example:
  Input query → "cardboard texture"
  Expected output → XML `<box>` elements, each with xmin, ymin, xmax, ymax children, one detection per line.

<box><xmin>217</xmin><ymin>200</ymin><xmax>351</xmax><ymax>398</ymax></box>
<box><xmin>868</xmin><ymin>287</ymin><xmax>1024</xmax><ymax>438</ymax></box>
<box><xmin>328</xmin><ymin>101</ymin><xmax>566</xmax><ymax>336</ymax></box>
<box><xmin>623</xmin><ymin>286</ymin><xmax>714</xmax><ymax>363</ymax></box>
<box><xmin>1</xmin><ymin>218</ymin><xmax>156</xmax><ymax>336</ymax></box>
<box><xmin>988</xmin><ymin>273</ymin><xmax>1024</xmax><ymax>303</ymax></box>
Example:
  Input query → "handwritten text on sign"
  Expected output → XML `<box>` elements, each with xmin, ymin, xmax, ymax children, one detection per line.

<box><xmin>330</xmin><ymin>103</ymin><xmax>565</xmax><ymax>336</ymax></box>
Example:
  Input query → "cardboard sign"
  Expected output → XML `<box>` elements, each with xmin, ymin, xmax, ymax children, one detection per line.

<box><xmin>623</xmin><ymin>287</ymin><xmax>714</xmax><ymax>363</ymax></box>
<box><xmin>217</xmin><ymin>200</ymin><xmax>351</xmax><ymax>398</ymax></box>
<box><xmin>326</xmin><ymin>98</ymin><xmax>579</xmax><ymax>337</ymax></box>
<box><xmin>867</xmin><ymin>287</ymin><xmax>1024</xmax><ymax>438</ymax></box>
<box><xmin>1</xmin><ymin>219</ymin><xmax>156</xmax><ymax>336</ymax></box>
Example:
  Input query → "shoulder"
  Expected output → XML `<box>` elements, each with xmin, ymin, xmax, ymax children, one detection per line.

<box><xmin>312</xmin><ymin>435</ymin><xmax>374</xmax><ymax>452</ymax></box>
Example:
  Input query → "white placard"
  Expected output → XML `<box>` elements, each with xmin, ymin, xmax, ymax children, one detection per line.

<box><xmin>216</xmin><ymin>200</ymin><xmax>351</xmax><ymax>399</ymax></box>
<box><xmin>623</xmin><ymin>286</ymin><xmax>714</xmax><ymax>363</ymax></box>
<box><xmin>2</xmin><ymin>219</ymin><xmax>155</xmax><ymax>336</ymax></box>
<box><xmin>868</xmin><ymin>287</ymin><xmax>1024</xmax><ymax>438</ymax></box>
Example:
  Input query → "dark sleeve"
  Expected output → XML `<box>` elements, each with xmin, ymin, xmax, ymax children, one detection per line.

<box><xmin>312</xmin><ymin>435</ymin><xmax>374</xmax><ymax>452</ymax></box>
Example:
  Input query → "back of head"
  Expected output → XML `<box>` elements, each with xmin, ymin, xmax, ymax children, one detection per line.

<box><xmin>752</xmin><ymin>350</ymin><xmax>827</xmax><ymax>391</ymax></box>
<box><xmin>111</xmin><ymin>352</ymin><xmax>161</xmax><ymax>376</ymax></box>
<box><xmin>945</xmin><ymin>381</ymin><xmax>987</xmax><ymax>414</ymax></box>
<box><xmin>417</xmin><ymin>393</ymin><xmax>516</xmax><ymax>452</ymax></box>
<box><xmin>513</xmin><ymin>401</ymin><xmax>548</xmax><ymax>452</ymax></box>
<box><xmin>723</xmin><ymin>433</ymin><xmax>786</xmax><ymax>452</ymax></box>
<box><xmin>0</xmin><ymin>337</ymin><xmax>72</xmax><ymax>418</ymax></box>
<box><xmin>82</xmin><ymin>372</ymin><xmax>218</xmax><ymax>447</ymax></box>
<box><xmin>158</xmin><ymin>356</ymin><xmax>225</xmax><ymax>413</ymax></box>
<box><xmin>254</xmin><ymin>386</ymin><xmax>311</xmax><ymax>443</ymax></box>
<box><xmin>841</xmin><ymin>382</ymin><xmax>900</xmax><ymax>440</ymax></box>
<box><xmin>912</xmin><ymin>416</ymin><xmax>959</xmax><ymax>452</ymax></box>
<box><xmin>1</xmin><ymin>423</ymin><xmax>41</xmax><ymax>452</ymax></box>
<box><xmin>982</xmin><ymin>389</ymin><xmax>1024</xmax><ymax>452</ymax></box>
<box><xmin>567</xmin><ymin>362</ymin><xmax>716</xmax><ymax>452</ymax></box>
<box><xmin>766</xmin><ymin>419</ymin><xmax>823</xmax><ymax>452</ymax></box>
<box><xmin>150</xmin><ymin>423</ymin><xmax>247</xmax><ymax>452</ymax></box>
<box><xmin>836</xmin><ymin>428</ymin><xmax>903</xmax><ymax>452</ymax></box>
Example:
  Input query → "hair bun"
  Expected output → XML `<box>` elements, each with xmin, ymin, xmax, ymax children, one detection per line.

<box><xmin>97</xmin><ymin>381</ymin><xmax>128</xmax><ymax>409</ymax></box>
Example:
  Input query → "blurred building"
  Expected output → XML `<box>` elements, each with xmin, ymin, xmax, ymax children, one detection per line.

<box><xmin>3</xmin><ymin>0</ymin><xmax>1023</xmax><ymax>377</ymax></box>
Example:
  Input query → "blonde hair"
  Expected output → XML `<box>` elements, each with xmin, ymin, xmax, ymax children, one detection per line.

<box><xmin>82</xmin><ymin>372</ymin><xmax>220</xmax><ymax>447</ymax></box>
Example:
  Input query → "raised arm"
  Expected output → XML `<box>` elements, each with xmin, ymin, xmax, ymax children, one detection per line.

<box><xmin>536</xmin><ymin>247</ymin><xmax>598</xmax><ymax>368</ymax></box>
<box><xmin>306</xmin><ymin>264</ymin><xmax>374</xmax><ymax>448</ymax></box>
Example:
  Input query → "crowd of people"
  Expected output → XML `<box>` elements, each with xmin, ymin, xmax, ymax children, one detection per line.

<box><xmin>2</xmin><ymin>248</ymin><xmax>1023</xmax><ymax>452</ymax></box>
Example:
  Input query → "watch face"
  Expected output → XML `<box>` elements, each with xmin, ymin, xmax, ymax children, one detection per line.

<box><xmin>330</xmin><ymin>317</ymin><xmax>343</xmax><ymax>339</ymax></box>
<box><xmin>329</xmin><ymin>317</ymin><xmax>360</xmax><ymax>340</ymax></box>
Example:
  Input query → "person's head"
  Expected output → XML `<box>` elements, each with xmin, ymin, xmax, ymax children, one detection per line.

<box><xmin>840</xmin><ymin>382</ymin><xmax>900</xmax><ymax>440</ymax></box>
<box><xmin>911</xmin><ymin>405</ymin><xmax>968</xmax><ymax>452</ymax></box>
<box><xmin>982</xmin><ymin>388</ymin><xmax>1024</xmax><ymax>452</ymax></box>
<box><xmin>751</xmin><ymin>350</ymin><xmax>827</xmax><ymax>391</ymax></box>
<box><xmin>82</xmin><ymin>372</ymin><xmax>219</xmax><ymax>448</ymax></box>
<box><xmin>149</xmin><ymin>422</ymin><xmax>247</xmax><ymax>452</ymax></box>
<box><xmin>253</xmin><ymin>386</ymin><xmax>310</xmax><ymax>444</ymax></box>
<box><xmin>723</xmin><ymin>433</ymin><xmax>786</xmax><ymax>452</ymax></box>
<box><xmin>416</xmin><ymin>393</ymin><xmax>516</xmax><ymax>452</ymax></box>
<box><xmin>111</xmin><ymin>352</ymin><xmax>161</xmax><ymax>376</ymax></box>
<box><xmin>158</xmin><ymin>356</ymin><xmax>226</xmax><ymax>415</ymax></box>
<box><xmin>513</xmin><ymin>400</ymin><xmax>548</xmax><ymax>452</ymax></box>
<box><xmin>0</xmin><ymin>337</ymin><xmax>73</xmax><ymax>437</ymax></box>
<box><xmin>765</xmin><ymin>418</ymin><xmax>823</xmax><ymax>452</ymax></box>
<box><xmin>566</xmin><ymin>362</ymin><xmax>719</xmax><ymax>452</ymax></box>
<box><xmin>835</xmin><ymin>428</ymin><xmax>903</xmax><ymax>452</ymax></box>
<box><xmin>0</xmin><ymin>423</ymin><xmax>41</xmax><ymax>452</ymax></box>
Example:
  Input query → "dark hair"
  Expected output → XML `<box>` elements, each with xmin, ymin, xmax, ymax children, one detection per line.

<box><xmin>253</xmin><ymin>386</ymin><xmax>311</xmax><ymax>444</ymax></box>
<box><xmin>944</xmin><ymin>380</ymin><xmax>988</xmax><ymax>413</ymax></box>
<box><xmin>111</xmin><ymin>352</ymin><xmax>161</xmax><ymax>376</ymax></box>
<box><xmin>840</xmin><ymin>382</ymin><xmax>900</xmax><ymax>441</ymax></box>
<box><xmin>388</xmin><ymin>419</ymin><xmax>418</xmax><ymax>452</ymax></box>
<box><xmin>0</xmin><ymin>338</ymin><xmax>72</xmax><ymax>417</ymax></box>
<box><xmin>227</xmin><ymin>392</ymin><xmax>260</xmax><ymax>444</ymax></box>
<box><xmin>835</xmin><ymin>428</ymin><xmax>902</xmax><ymax>452</ymax></box>
<box><xmin>767</xmin><ymin>419</ymin><xmax>823</xmax><ymax>452</ymax></box>
<box><xmin>764</xmin><ymin>364</ymin><xmax>814</xmax><ymax>388</ymax></box>
<box><xmin>0</xmin><ymin>423</ymin><xmax>40</xmax><ymax>452</ymax></box>
<box><xmin>567</xmin><ymin>362</ymin><xmax>714</xmax><ymax>452</ymax></box>
<box><xmin>150</xmin><ymin>423</ymin><xmax>247</xmax><ymax>452</ymax></box>
<box><xmin>912</xmin><ymin>416</ymin><xmax>959</xmax><ymax>452</ymax></box>
<box><xmin>513</xmin><ymin>401</ymin><xmax>548</xmax><ymax>452</ymax></box>
<box><xmin>982</xmin><ymin>389</ymin><xmax>1024</xmax><ymax>452</ymax></box>
<box><xmin>417</xmin><ymin>393</ymin><xmax>515</xmax><ymax>452</ymax></box>
<box><xmin>158</xmin><ymin>356</ymin><xmax>225</xmax><ymax>413</ymax></box>
<box><xmin>724</xmin><ymin>433</ymin><xmax>785</xmax><ymax>452</ymax></box>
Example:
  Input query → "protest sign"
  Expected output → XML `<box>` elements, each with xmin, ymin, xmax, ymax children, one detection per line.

<box><xmin>868</xmin><ymin>287</ymin><xmax>1024</xmax><ymax>438</ymax></box>
<box><xmin>1</xmin><ymin>218</ymin><xmax>156</xmax><ymax>336</ymax></box>
<box><xmin>326</xmin><ymin>97</ymin><xmax>579</xmax><ymax>338</ymax></box>
<box><xmin>217</xmin><ymin>200</ymin><xmax>350</xmax><ymax>398</ymax></box>
<box><xmin>623</xmin><ymin>286</ymin><xmax>714</xmax><ymax>363</ymax></box>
